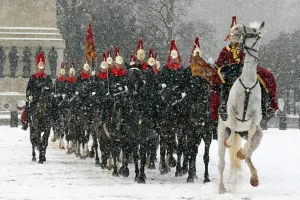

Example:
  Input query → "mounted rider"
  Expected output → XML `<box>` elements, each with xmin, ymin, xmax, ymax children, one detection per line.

<box><xmin>21</xmin><ymin>53</ymin><xmax>54</xmax><ymax>130</ymax></box>
<box><xmin>213</xmin><ymin>16</ymin><xmax>278</xmax><ymax>122</ymax></box>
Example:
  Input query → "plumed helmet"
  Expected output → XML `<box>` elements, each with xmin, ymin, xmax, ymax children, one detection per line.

<box><xmin>36</xmin><ymin>53</ymin><xmax>45</xmax><ymax>69</ymax></box>
<box><xmin>106</xmin><ymin>49</ymin><xmax>113</xmax><ymax>65</ymax></box>
<box><xmin>83</xmin><ymin>60</ymin><xmax>90</xmax><ymax>71</ymax></box>
<box><xmin>168</xmin><ymin>40</ymin><xmax>182</xmax><ymax>63</ymax></box>
<box><xmin>114</xmin><ymin>46</ymin><xmax>123</xmax><ymax>64</ymax></box>
<box><xmin>129</xmin><ymin>54</ymin><xmax>137</xmax><ymax>66</ymax></box>
<box><xmin>147</xmin><ymin>48</ymin><xmax>156</xmax><ymax>66</ymax></box>
<box><xmin>224</xmin><ymin>16</ymin><xmax>237</xmax><ymax>41</ymax></box>
<box><xmin>100</xmin><ymin>52</ymin><xmax>108</xmax><ymax>69</ymax></box>
<box><xmin>60</xmin><ymin>62</ymin><xmax>66</xmax><ymax>75</ymax></box>
<box><xmin>69</xmin><ymin>60</ymin><xmax>76</xmax><ymax>76</ymax></box>
<box><xmin>136</xmin><ymin>38</ymin><xmax>145</xmax><ymax>60</ymax></box>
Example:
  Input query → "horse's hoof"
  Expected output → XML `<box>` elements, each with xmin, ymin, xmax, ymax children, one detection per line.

<box><xmin>59</xmin><ymin>146</ymin><xmax>65</xmax><ymax>150</ymax></box>
<box><xmin>51</xmin><ymin>137</ymin><xmax>56</xmax><ymax>143</ymax></box>
<box><xmin>160</xmin><ymin>168</ymin><xmax>168</xmax><ymax>175</ymax></box>
<box><xmin>219</xmin><ymin>185</ymin><xmax>226</xmax><ymax>194</ymax></box>
<box><xmin>38</xmin><ymin>160</ymin><xmax>43</xmax><ymax>164</ymax></box>
<box><xmin>224</xmin><ymin>140</ymin><xmax>231</xmax><ymax>148</ymax></box>
<box><xmin>134</xmin><ymin>176</ymin><xmax>138</xmax><ymax>182</ymax></box>
<box><xmin>66</xmin><ymin>150</ymin><xmax>71</xmax><ymax>155</ymax></box>
<box><xmin>204</xmin><ymin>178</ymin><xmax>210</xmax><ymax>183</ymax></box>
<box><xmin>182</xmin><ymin>167</ymin><xmax>188</xmax><ymax>175</ymax></box>
<box><xmin>32</xmin><ymin>157</ymin><xmax>36</xmax><ymax>162</ymax></box>
<box><xmin>122</xmin><ymin>168</ymin><xmax>130</xmax><ymax>178</ymax></box>
<box><xmin>148</xmin><ymin>162</ymin><xmax>156</xmax><ymax>169</ymax></box>
<box><xmin>89</xmin><ymin>151</ymin><xmax>95</xmax><ymax>158</ymax></box>
<box><xmin>175</xmin><ymin>170</ymin><xmax>183</xmax><ymax>177</ymax></box>
<box><xmin>186</xmin><ymin>175</ymin><xmax>194</xmax><ymax>183</ymax></box>
<box><xmin>95</xmin><ymin>160</ymin><xmax>101</xmax><ymax>167</ymax></box>
<box><xmin>237</xmin><ymin>149</ymin><xmax>246</xmax><ymax>160</ymax></box>
<box><xmin>137</xmin><ymin>176</ymin><xmax>146</xmax><ymax>184</ymax></box>
<box><xmin>80</xmin><ymin>156</ymin><xmax>86</xmax><ymax>160</ymax></box>
<box><xmin>250</xmin><ymin>175</ymin><xmax>259</xmax><ymax>187</ymax></box>
<box><xmin>100</xmin><ymin>163</ymin><xmax>107</xmax><ymax>169</ymax></box>
<box><xmin>42</xmin><ymin>156</ymin><xmax>46</xmax><ymax>162</ymax></box>
<box><xmin>112</xmin><ymin>170</ymin><xmax>119</xmax><ymax>177</ymax></box>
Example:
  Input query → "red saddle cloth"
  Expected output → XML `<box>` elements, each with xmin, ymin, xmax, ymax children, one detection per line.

<box><xmin>210</xmin><ymin>65</ymin><xmax>278</xmax><ymax>121</ymax></box>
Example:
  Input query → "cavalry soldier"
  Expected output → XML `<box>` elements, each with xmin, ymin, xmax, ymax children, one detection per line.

<box><xmin>214</xmin><ymin>16</ymin><xmax>278</xmax><ymax>122</ymax></box>
<box><xmin>21</xmin><ymin>53</ymin><xmax>53</xmax><ymax>130</ymax></box>
<box><xmin>66</xmin><ymin>61</ymin><xmax>77</xmax><ymax>97</ymax></box>
<box><xmin>51</xmin><ymin>62</ymin><xmax>68</xmax><ymax>143</ymax></box>
<box><xmin>158</xmin><ymin>40</ymin><xmax>188</xmax><ymax>173</ymax></box>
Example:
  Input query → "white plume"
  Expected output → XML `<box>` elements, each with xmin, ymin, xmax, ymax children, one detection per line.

<box><xmin>249</xmin><ymin>21</ymin><xmax>261</xmax><ymax>29</ymax></box>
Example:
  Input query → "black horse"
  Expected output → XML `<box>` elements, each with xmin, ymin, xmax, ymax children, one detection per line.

<box><xmin>184</xmin><ymin>76</ymin><xmax>213</xmax><ymax>183</ymax></box>
<box><xmin>29</xmin><ymin>86</ymin><xmax>54</xmax><ymax>163</ymax></box>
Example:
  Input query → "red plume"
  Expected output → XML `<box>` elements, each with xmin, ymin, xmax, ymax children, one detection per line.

<box><xmin>148</xmin><ymin>48</ymin><xmax>154</xmax><ymax>58</ymax></box>
<box><xmin>224</xmin><ymin>16</ymin><xmax>237</xmax><ymax>41</ymax></box>
<box><xmin>102</xmin><ymin>52</ymin><xmax>107</xmax><ymax>61</ymax></box>
<box><xmin>107</xmin><ymin>49</ymin><xmax>112</xmax><ymax>58</ymax></box>
<box><xmin>114</xmin><ymin>46</ymin><xmax>120</xmax><ymax>57</ymax></box>
<box><xmin>36</xmin><ymin>53</ymin><xmax>45</xmax><ymax>66</ymax></box>
<box><xmin>71</xmin><ymin>60</ymin><xmax>75</xmax><ymax>66</ymax></box>
<box><xmin>154</xmin><ymin>52</ymin><xmax>158</xmax><ymax>60</ymax></box>
<box><xmin>136</xmin><ymin>38</ymin><xmax>144</xmax><ymax>52</ymax></box>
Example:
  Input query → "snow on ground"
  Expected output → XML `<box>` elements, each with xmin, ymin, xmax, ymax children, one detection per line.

<box><xmin>0</xmin><ymin>126</ymin><xmax>299</xmax><ymax>200</ymax></box>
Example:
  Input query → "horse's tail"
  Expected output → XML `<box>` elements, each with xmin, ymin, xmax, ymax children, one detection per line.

<box><xmin>229</xmin><ymin>133</ymin><xmax>242</xmax><ymax>172</ymax></box>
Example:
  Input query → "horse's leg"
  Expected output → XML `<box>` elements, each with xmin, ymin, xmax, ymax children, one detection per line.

<box><xmin>37</xmin><ymin>131</ymin><xmax>44</xmax><ymax>164</ymax></box>
<box><xmin>181</xmin><ymin>128</ymin><xmax>188</xmax><ymax>175</ymax></box>
<box><xmin>41</xmin><ymin>128</ymin><xmax>51</xmax><ymax>162</ymax></box>
<box><xmin>112</xmin><ymin>141</ymin><xmax>120</xmax><ymax>177</ymax></box>
<box><xmin>218</xmin><ymin>119</ymin><xmax>228</xmax><ymax>193</ymax></box>
<box><xmin>224</xmin><ymin>106</ymin><xmax>238</xmax><ymax>148</ymax></box>
<box><xmin>175</xmin><ymin>131</ymin><xmax>184</xmax><ymax>177</ymax></box>
<box><xmin>159</xmin><ymin>134</ymin><xmax>168</xmax><ymax>174</ymax></box>
<box><xmin>245</xmin><ymin>126</ymin><xmax>263</xmax><ymax>187</ymax></box>
<box><xmin>186</xmin><ymin>128</ymin><xmax>198</xmax><ymax>183</ymax></box>
<box><xmin>138</xmin><ymin>141</ymin><xmax>147</xmax><ymax>183</ymax></box>
<box><xmin>133</xmin><ymin>144</ymin><xmax>140</xmax><ymax>182</ymax></box>
<box><xmin>119</xmin><ymin>142</ymin><xmax>130</xmax><ymax>177</ymax></box>
<box><xmin>30</xmin><ymin>127</ymin><xmax>37</xmax><ymax>162</ymax></box>
<box><xmin>148</xmin><ymin>136</ymin><xmax>158</xmax><ymax>169</ymax></box>
<box><xmin>203</xmin><ymin>129</ymin><xmax>213</xmax><ymax>183</ymax></box>
<box><xmin>93</xmin><ymin>130</ymin><xmax>100</xmax><ymax>166</ymax></box>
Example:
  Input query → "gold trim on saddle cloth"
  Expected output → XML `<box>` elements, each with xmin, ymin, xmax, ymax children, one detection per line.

<box><xmin>217</xmin><ymin>67</ymin><xmax>226</xmax><ymax>84</ymax></box>
<box><xmin>256</xmin><ymin>74</ymin><xmax>268</xmax><ymax>93</ymax></box>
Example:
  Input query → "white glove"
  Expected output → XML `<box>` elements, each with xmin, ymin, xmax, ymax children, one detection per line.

<box><xmin>92</xmin><ymin>92</ymin><xmax>96</xmax><ymax>96</ymax></box>
<box><xmin>207</xmin><ymin>57</ymin><xmax>215</xmax><ymax>65</ymax></box>
<box><xmin>62</xmin><ymin>94</ymin><xmax>66</xmax><ymax>99</ymax></box>
<box><xmin>181</xmin><ymin>92</ymin><xmax>186</xmax><ymax>99</ymax></box>
<box><xmin>75</xmin><ymin>91</ymin><xmax>79</xmax><ymax>95</ymax></box>
<box><xmin>124</xmin><ymin>86</ymin><xmax>128</xmax><ymax>93</ymax></box>
<box><xmin>118</xmin><ymin>87</ymin><xmax>123</xmax><ymax>91</ymax></box>
<box><xmin>28</xmin><ymin>96</ymin><xmax>33</xmax><ymax>102</ymax></box>
<box><xmin>54</xmin><ymin>94</ymin><xmax>57</xmax><ymax>98</ymax></box>
<box><xmin>91</xmin><ymin>71</ymin><xmax>95</xmax><ymax>76</ymax></box>
<box><xmin>161</xmin><ymin>83</ymin><xmax>167</xmax><ymax>89</ymax></box>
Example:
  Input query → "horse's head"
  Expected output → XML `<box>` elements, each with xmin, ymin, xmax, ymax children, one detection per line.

<box><xmin>232</xmin><ymin>22</ymin><xmax>264</xmax><ymax>59</ymax></box>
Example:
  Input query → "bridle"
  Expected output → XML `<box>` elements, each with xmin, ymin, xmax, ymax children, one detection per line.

<box><xmin>240</xmin><ymin>25</ymin><xmax>262</xmax><ymax>61</ymax></box>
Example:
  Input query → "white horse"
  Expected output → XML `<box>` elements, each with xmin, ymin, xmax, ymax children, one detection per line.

<box><xmin>218</xmin><ymin>21</ymin><xmax>265</xmax><ymax>193</ymax></box>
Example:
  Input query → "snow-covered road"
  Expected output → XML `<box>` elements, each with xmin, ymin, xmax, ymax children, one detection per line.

<box><xmin>0</xmin><ymin>126</ymin><xmax>299</xmax><ymax>200</ymax></box>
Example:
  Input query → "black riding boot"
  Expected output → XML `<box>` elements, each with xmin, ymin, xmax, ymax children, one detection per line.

<box><xmin>22</xmin><ymin>121</ymin><xmax>28</xmax><ymax>130</ymax></box>
<box><xmin>262</xmin><ymin>93</ymin><xmax>275</xmax><ymax>122</ymax></box>
<box><xmin>218</xmin><ymin>84</ymin><xmax>229</xmax><ymax>121</ymax></box>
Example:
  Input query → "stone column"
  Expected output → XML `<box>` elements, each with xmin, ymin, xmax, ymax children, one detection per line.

<box><xmin>0</xmin><ymin>0</ymin><xmax>65</xmax><ymax>112</ymax></box>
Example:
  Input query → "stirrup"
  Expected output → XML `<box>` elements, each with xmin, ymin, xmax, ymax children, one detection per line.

<box><xmin>218</xmin><ymin>105</ymin><xmax>228</xmax><ymax>121</ymax></box>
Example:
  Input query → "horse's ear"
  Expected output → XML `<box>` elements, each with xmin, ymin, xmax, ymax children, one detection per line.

<box><xmin>260</xmin><ymin>21</ymin><xmax>265</xmax><ymax>30</ymax></box>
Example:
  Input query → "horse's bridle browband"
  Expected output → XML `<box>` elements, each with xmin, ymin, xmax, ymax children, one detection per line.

<box><xmin>236</xmin><ymin>78</ymin><xmax>259</xmax><ymax>123</ymax></box>
<box><xmin>241</xmin><ymin>25</ymin><xmax>261</xmax><ymax>61</ymax></box>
